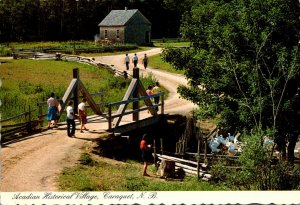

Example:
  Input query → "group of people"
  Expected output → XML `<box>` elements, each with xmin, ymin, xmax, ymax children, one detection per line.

<box><xmin>125</xmin><ymin>53</ymin><xmax>148</xmax><ymax>70</ymax></box>
<box><xmin>146</xmin><ymin>82</ymin><xmax>161</xmax><ymax>111</ymax></box>
<box><xmin>48</xmin><ymin>93</ymin><xmax>154</xmax><ymax>176</ymax></box>
<box><xmin>46</xmin><ymin>93</ymin><xmax>88</xmax><ymax>138</ymax></box>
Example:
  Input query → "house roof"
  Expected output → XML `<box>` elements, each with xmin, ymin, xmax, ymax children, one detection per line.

<box><xmin>98</xmin><ymin>9</ymin><xmax>151</xmax><ymax>26</ymax></box>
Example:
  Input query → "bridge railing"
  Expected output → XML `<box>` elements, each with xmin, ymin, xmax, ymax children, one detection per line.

<box><xmin>107</xmin><ymin>92</ymin><xmax>164</xmax><ymax>131</ymax></box>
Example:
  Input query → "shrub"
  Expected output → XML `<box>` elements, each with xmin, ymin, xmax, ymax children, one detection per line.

<box><xmin>212</xmin><ymin>131</ymin><xmax>300</xmax><ymax>190</ymax></box>
<box><xmin>0</xmin><ymin>45</ymin><xmax>12</xmax><ymax>56</ymax></box>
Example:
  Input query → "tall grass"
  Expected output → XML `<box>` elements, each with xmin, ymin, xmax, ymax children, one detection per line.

<box><xmin>0</xmin><ymin>45</ymin><xmax>12</xmax><ymax>56</ymax></box>
<box><xmin>0</xmin><ymin>60</ymin><xmax>159</xmax><ymax>123</ymax></box>
<box><xmin>0</xmin><ymin>59</ymin><xmax>157</xmax><ymax>124</ymax></box>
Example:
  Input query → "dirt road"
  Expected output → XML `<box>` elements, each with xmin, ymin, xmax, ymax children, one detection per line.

<box><xmin>93</xmin><ymin>48</ymin><xmax>198</xmax><ymax>115</ymax></box>
<box><xmin>1</xmin><ymin>48</ymin><xmax>197</xmax><ymax>191</ymax></box>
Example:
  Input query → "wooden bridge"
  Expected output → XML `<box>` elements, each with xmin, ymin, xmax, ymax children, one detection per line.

<box><xmin>1</xmin><ymin>67</ymin><xmax>164</xmax><ymax>142</ymax></box>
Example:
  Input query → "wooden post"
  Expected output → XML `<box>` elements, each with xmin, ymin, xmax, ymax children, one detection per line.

<box><xmin>132</xmin><ymin>67</ymin><xmax>139</xmax><ymax>121</ymax></box>
<box><xmin>38</xmin><ymin>103</ymin><xmax>43</xmax><ymax>127</ymax></box>
<box><xmin>197</xmin><ymin>139</ymin><xmax>201</xmax><ymax>180</ymax></box>
<box><xmin>73</xmin><ymin>68</ymin><xmax>79</xmax><ymax>114</ymax></box>
<box><xmin>108</xmin><ymin>104</ymin><xmax>112</xmax><ymax>131</ymax></box>
<box><xmin>159</xmin><ymin>159</ymin><xmax>175</xmax><ymax>178</ymax></box>
<box><xmin>161</xmin><ymin>93</ymin><xmax>164</xmax><ymax>114</ymax></box>
<box><xmin>153</xmin><ymin>139</ymin><xmax>157</xmax><ymax>167</ymax></box>
<box><xmin>100</xmin><ymin>92</ymin><xmax>104</xmax><ymax>113</ymax></box>
<box><xmin>28</xmin><ymin>105</ymin><xmax>32</xmax><ymax>132</ymax></box>
<box><xmin>204</xmin><ymin>139</ymin><xmax>208</xmax><ymax>164</ymax></box>
<box><xmin>160</xmin><ymin>138</ymin><xmax>164</xmax><ymax>155</ymax></box>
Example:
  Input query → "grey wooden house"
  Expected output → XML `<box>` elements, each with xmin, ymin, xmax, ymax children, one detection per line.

<box><xmin>98</xmin><ymin>8</ymin><xmax>151</xmax><ymax>45</ymax></box>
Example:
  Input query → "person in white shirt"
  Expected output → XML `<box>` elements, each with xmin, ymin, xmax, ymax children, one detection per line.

<box><xmin>125</xmin><ymin>53</ymin><xmax>130</xmax><ymax>70</ymax></box>
<box><xmin>78</xmin><ymin>98</ymin><xmax>88</xmax><ymax>133</ymax></box>
<box><xmin>66</xmin><ymin>101</ymin><xmax>76</xmax><ymax>137</ymax></box>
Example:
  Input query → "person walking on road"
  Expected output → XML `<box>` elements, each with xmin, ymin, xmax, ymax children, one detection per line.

<box><xmin>66</xmin><ymin>101</ymin><xmax>76</xmax><ymax>137</ymax></box>
<box><xmin>125</xmin><ymin>53</ymin><xmax>130</xmax><ymax>70</ymax></box>
<box><xmin>143</xmin><ymin>53</ymin><xmax>148</xmax><ymax>69</ymax></box>
<box><xmin>133</xmin><ymin>53</ymin><xmax>138</xmax><ymax>67</ymax></box>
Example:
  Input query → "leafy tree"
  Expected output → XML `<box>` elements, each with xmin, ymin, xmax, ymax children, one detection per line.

<box><xmin>162</xmin><ymin>0</ymin><xmax>300</xmax><ymax>190</ymax></box>
<box><xmin>162</xmin><ymin>0</ymin><xmax>300</xmax><ymax>134</ymax></box>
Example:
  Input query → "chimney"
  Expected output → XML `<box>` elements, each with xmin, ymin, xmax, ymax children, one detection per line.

<box><xmin>125</xmin><ymin>7</ymin><xmax>128</xmax><ymax>11</ymax></box>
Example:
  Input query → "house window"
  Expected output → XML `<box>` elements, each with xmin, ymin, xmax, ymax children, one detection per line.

<box><xmin>104</xmin><ymin>30</ymin><xmax>108</xmax><ymax>39</ymax></box>
<box><xmin>116</xmin><ymin>30</ymin><xmax>120</xmax><ymax>38</ymax></box>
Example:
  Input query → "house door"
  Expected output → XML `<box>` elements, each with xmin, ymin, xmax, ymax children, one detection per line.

<box><xmin>145</xmin><ymin>31</ymin><xmax>150</xmax><ymax>44</ymax></box>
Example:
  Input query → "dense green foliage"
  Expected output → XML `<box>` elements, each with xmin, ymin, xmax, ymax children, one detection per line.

<box><xmin>0</xmin><ymin>0</ymin><xmax>183</xmax><ymax>42</ymax></box>
<box><xmin>162</xmin><ymin>0</ymin><xmax>300</xmax><ymax>190</ymax></box>
<box><xmin>162</xmin><ymin>0</ymin><xmax>300</xmax><ymax>133</ymax></box>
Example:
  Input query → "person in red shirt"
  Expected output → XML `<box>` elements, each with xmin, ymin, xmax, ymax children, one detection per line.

<box><xmin>140</xmin><ymin>134</ymin><xmax>152</xmax><ymax>176</ymax></box>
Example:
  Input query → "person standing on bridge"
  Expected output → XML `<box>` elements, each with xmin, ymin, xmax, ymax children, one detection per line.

<box><xmin>125</xmin><ymin>53</ymin><xmax>130</xmax><ymax>70</ymax></box>
<box><xmin>47</xmin><ymin>92</ymin><xmax>59</xmax><ymax>129</ymax></box>
<box><xmin>66</xmin><ymin>101</ymin><xmax>76</xmax><ymax>137</ymax></box>
<box><xmin>140</xmin><ymin>134</ymin><xmax>152</xmax><ymax>176</ymax></box>
<box><xmin>78</xmin><ymin>97</ymin><xmax>88</xmax><ymax>133</ymax></box>
<box><xmin>133</xmin><ymin>53</ymin><xmax>138</xmax><ymax>67</ymax></box>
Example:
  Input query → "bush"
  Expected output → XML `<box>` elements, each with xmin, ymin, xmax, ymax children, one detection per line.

<box><xmin>212</xmin><ymin>131</ymin><xmax>300</xmax><ymax>190</ymax></box>
<box><xmin>0</xmin><ymin>45</ymin><xmax>12</xmax><ymax>56</ymax></box>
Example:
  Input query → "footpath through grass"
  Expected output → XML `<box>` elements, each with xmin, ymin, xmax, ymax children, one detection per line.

<box><xmin>58</xmin><ymin>153</ymin><xmax>230</xmax><ymax>191</ymax></box>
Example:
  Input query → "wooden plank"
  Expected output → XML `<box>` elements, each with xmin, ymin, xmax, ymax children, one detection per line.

<box><xmin>0</xmin><ymin>112</ymin><xmax>29</xmax><ymax>123</ymax></box>
<box><xmin>2</xmin><ymin>122</ymin><xmax>29</xmax><ymax>128</ymax></box>
<box><xmin>157</xmin><ymin>154</ymin><xmax>200</xmax><ymax>166</ymax></box>
<box><xmin>113</xmin><ymin>79</ymin><xmax>138</xmax><ymax>127</ymax></box>
<box><xmin>175</xmin><ymin>162</ymin><xmax>198</xmax><ymax>171</ymax></box>
<box><xmin>60</xmin><ymin>79</ymin><xmax>78</xmax><ymax>111</ymax></box>
<box><xmin>112</xmin><ymin>115</ymin><xmax>160</xmax><ymax>133</ymax></box>
<box><xmin>78</xmin><ymin>80</ymin><xmax>102</xmax><ymax>115</ymax></box>
<box><xmin>205</xmin><ymin>127</ymin><xmax>218</xmax><ymax>140</ymax></box>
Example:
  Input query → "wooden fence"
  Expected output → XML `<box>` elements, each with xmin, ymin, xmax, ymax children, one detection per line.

<box><xmin>1</xmin><ymin>92</ymin><xmax>105</xmax><ymax>143</ymax></box>
<box><xmin>1</xmin><ymin>106</ymin><xmax>39</xmax><ymax>143</ymax></box>
<box><xmin>107</xmin><ymin>92</ymin><xmax>164</xmax><ymax>131</ymax></box>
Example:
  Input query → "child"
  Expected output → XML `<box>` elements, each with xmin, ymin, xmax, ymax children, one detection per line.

<box><xmin>66</xmin><ymin>101</ymin><xmax>76</xmax><ymax>137</ymax></box>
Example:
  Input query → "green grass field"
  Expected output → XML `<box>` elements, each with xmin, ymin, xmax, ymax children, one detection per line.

<box><xmin>148</xmin><ymin>54</ymin><xmax>184</xmax><ymax>74</ymax></box>
<box><xmin>58</xmin><ymin>153</ymin><xmax>230</xmax><ymax>191</ymax></box>
<box><xmin>0</xmin><ymin>59</ymin><xmax>157</xmax><ymax>122</ymax></box>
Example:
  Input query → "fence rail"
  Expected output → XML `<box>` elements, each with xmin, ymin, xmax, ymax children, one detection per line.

<box><xmin>1</xmin><ymin>106</ymin><xmax>39</xmax><ymax>141</ymax></box>
<box><xmin>107</xmin><ymin>92</ymin><xmax>164</xmax><ymax>131</ymax></box>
